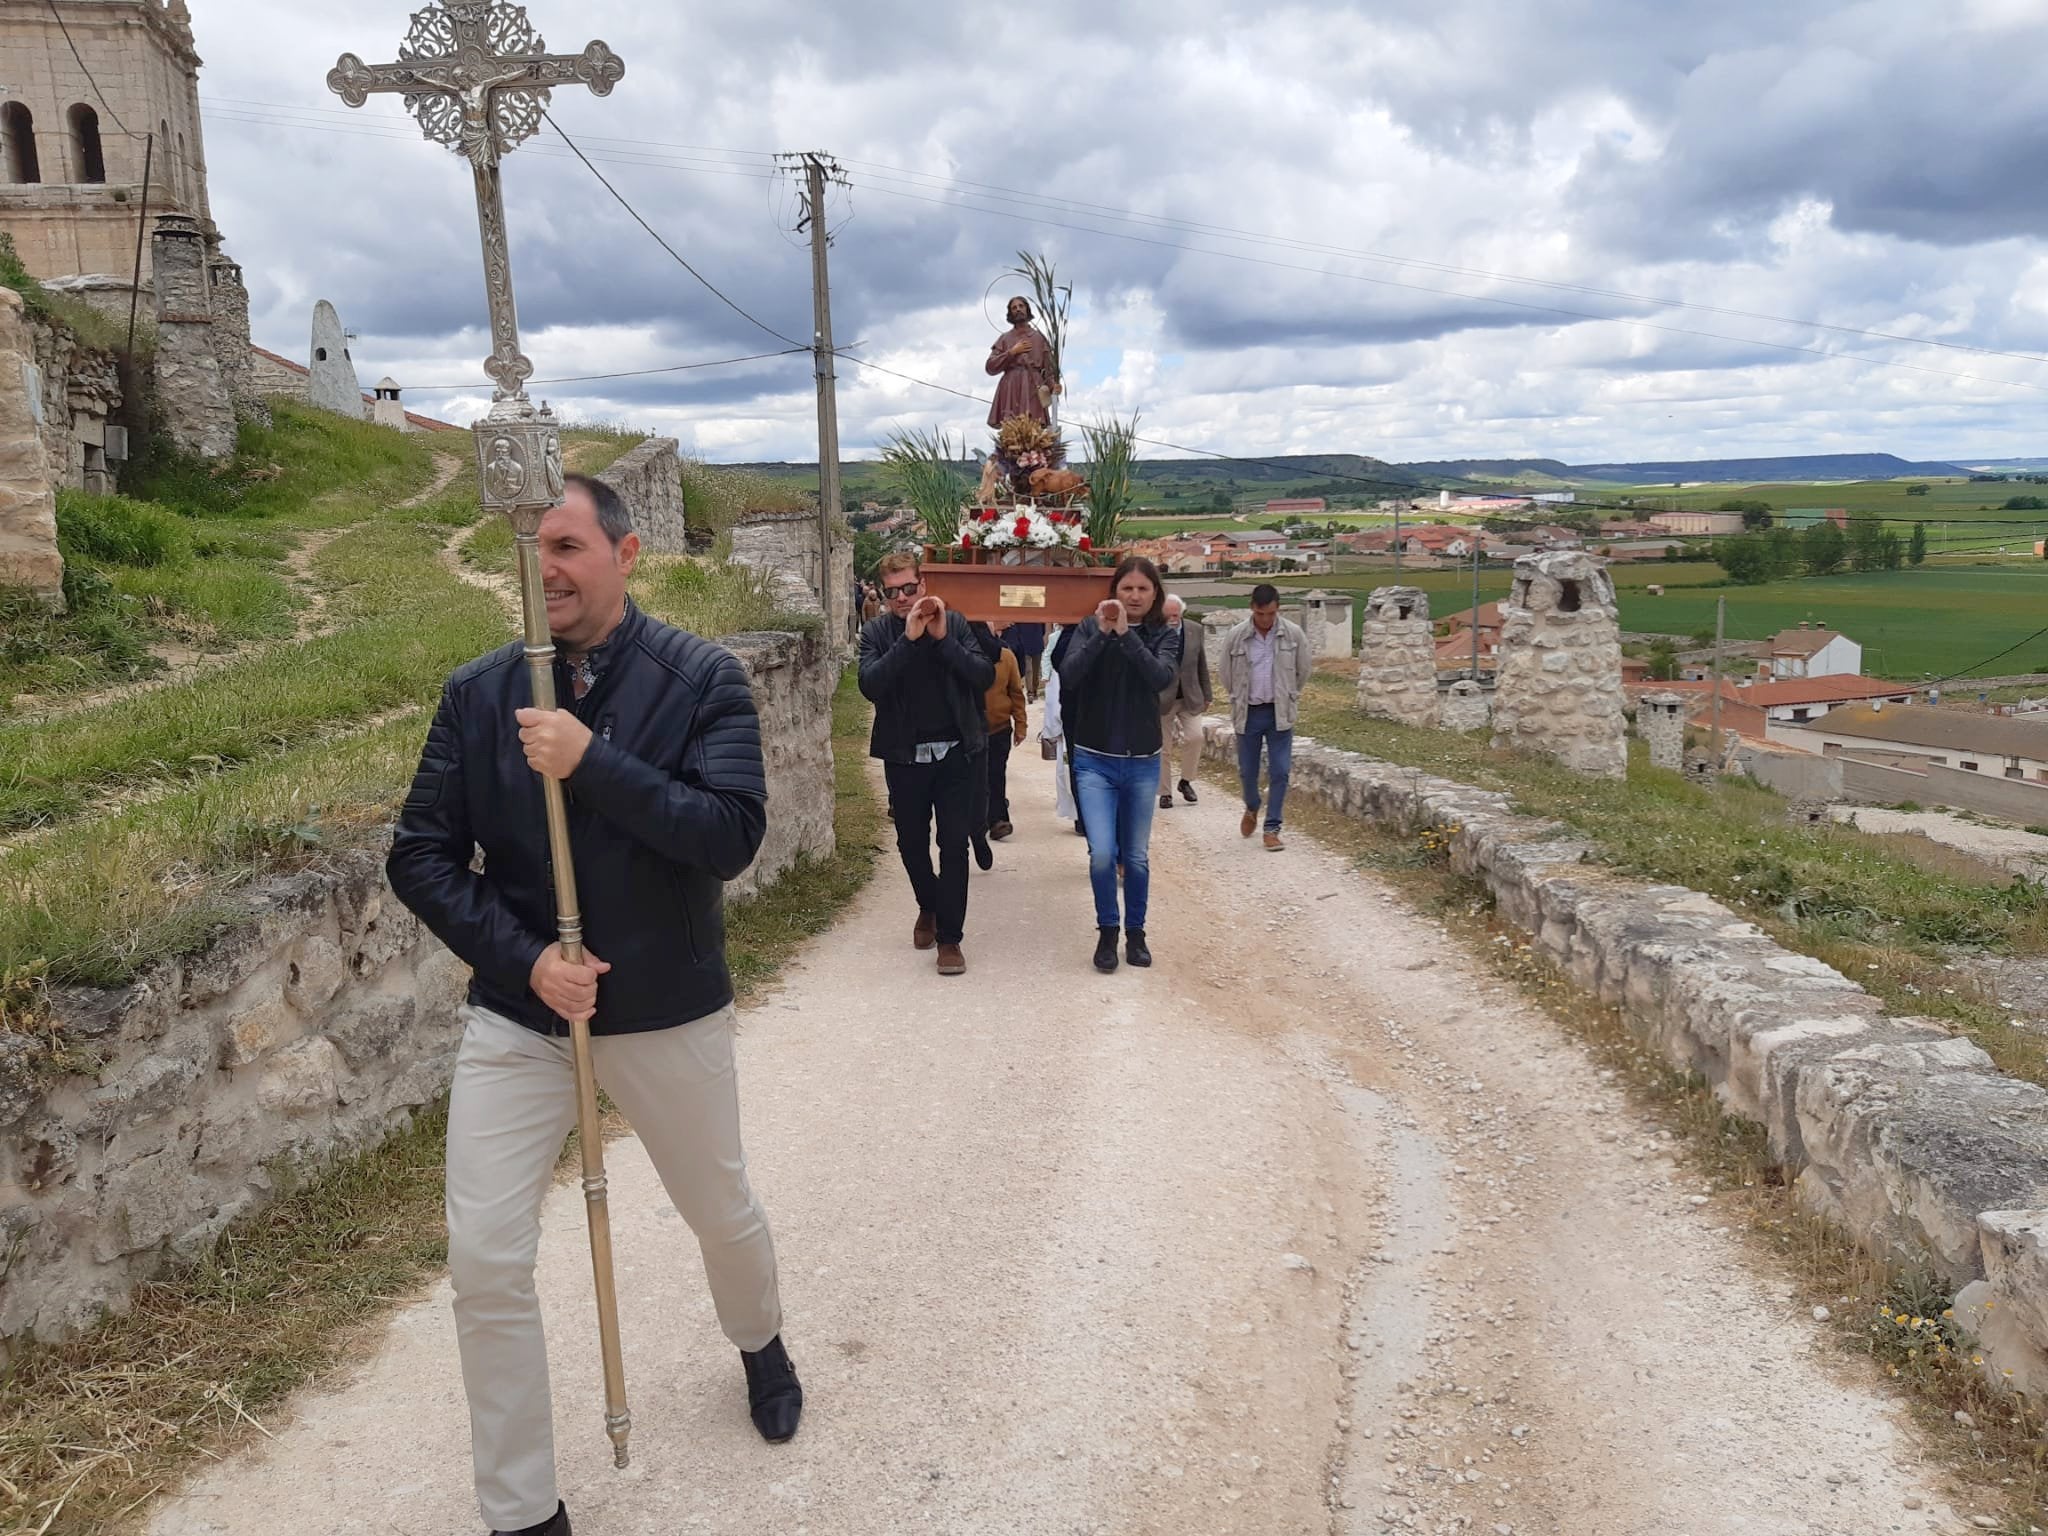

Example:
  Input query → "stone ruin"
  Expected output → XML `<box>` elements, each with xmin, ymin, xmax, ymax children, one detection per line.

<box><xmin>0</xmin><ymin>287</ymin><xmax>61</xmax><ymax>607</ymax></box>
<box><xmin>1439</xmin><ymin>677</ymin><xmax>1492</xmax><ymax>734</ymax></box>
<box><xmin>1636</xmin><ymin>690</ymin><xmax>1686</xmax><ymax>771</ymax></box>
<box><xmin>1355</xmin><ymin>585</ymin><xmax>1439</xmax><ymax>726</ymax></box>
<box><xmin>150</xmin><ymin>213</ymin><xmax>237</xmax><ymax>460</ymax></box>
<box><xmin>1299</xmin><ymin>590</ymin><xmax>1356</xmax><ymax>660</ymax></box>
<box><xmin>1490</xmin><ymin>551</ymin><xmax>1627</xmax><ymax>779</ymax></box>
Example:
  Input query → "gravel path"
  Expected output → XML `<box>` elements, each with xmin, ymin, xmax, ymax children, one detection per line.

<box><xmin>145</xmin><ymin>707</ymin><xmax>1977</xmax><ymax>1536</ymax></box>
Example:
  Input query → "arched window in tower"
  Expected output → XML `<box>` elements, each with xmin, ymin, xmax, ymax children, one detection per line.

<box><xmin>176</xmin><ymin>133</ymin><xmax>188</xmax><ymax>203</ymax></box>
<box><xmin>67</xmin><ymin>105</ymin><xmax>105</xmax><ymax>184</ymax></box>
<box><xmin>2</xmin><ymin>104</ymin><xmax>42</xmax><ymax>184</ymax></box>
<box><xmin>158</xmin><ymin>119</ymin><xmax>171</xmax><ymax>199</ymax></box>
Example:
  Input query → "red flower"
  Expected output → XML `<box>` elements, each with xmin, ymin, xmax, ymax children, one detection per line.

<box><xmin>1013</xmin><ymin>518</ymin><xmax>1031</xmax><ymax>538</ymax></box>
<box><xmin>1078</xmin><ymin>535</ymin><xmax>1092</xmax><ymax>550</ymax></box>
<box><xmin>960</xmin><ymin>531</ymin><xmax>973</xmax><ymax>547</ymax></box>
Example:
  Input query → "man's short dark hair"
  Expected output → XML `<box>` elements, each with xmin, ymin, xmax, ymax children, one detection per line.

<box><xmin>566</xmin><ymin>473</ymin><xmax>634</xmax><ymax>546</ymax></box>
<box><xmin>1250</xmin><ymin>583</ymin><xmax>1281</xmax><ymax>607</ymax></box>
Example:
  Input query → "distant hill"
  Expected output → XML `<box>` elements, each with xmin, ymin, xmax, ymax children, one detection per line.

<box><xmin>1561</xmin><ymin>452</ymin><xmax>1971</xmax><ymax>483</ymax></box>
<box><xmin>1396</xmin><ymin>452</ymin><xmax>1971</xmax><ymax>484</ymax></box>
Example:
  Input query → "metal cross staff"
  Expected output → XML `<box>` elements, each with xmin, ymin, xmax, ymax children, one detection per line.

<box><xmin>328</xmin><ymin>1</ymin><xmax>633</xmax><ymax>1470</ymax></box>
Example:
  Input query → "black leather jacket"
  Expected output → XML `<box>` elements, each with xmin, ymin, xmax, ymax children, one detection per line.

<box><xmin>1058</xmin><ymin>617</ymin><xmax>1182</xmax><ymax>757</ymax></box>
<box><xmin>386</xmin><ymin>600</ymin><xmax>767</xmax><ymax>1037</ymax></box>
<box><xmin>857</xmin><ymin>610</ymin><xmax>996</xmax><ymax>761</ymax></box>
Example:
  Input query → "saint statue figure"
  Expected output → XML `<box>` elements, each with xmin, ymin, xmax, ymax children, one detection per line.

<box><xmin>986</xmin><ymin>296</ymin><xmax>1059</xmax><ymax>428</ymax></box>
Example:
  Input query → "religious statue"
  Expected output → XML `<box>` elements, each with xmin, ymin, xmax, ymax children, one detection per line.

<box><xmin>986</xmin><ymin>295</ymin><xmax>1059</xmax><ymax>428</ymax></box>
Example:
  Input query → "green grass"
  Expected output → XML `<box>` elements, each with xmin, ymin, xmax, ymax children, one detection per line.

<box><xmin>0</xmin><ymin>671</ymin><xmax>881</xmax><ymax>1536</ymax></box>
<box><xmin>0</xmin><ymin>525</ymin><xmax>507</xmax><ymax>830</ymax></box>
<box><xmin>1291</xmin><ymin>671</ymin><xmax>2048</xmax><ymax>1085</ymax></box>
<box><xmin>631</xmin><ymin>554</ymin><xmax>818</xmax><ymax>640</ymax></box>
<box><xmin>1609</xmin><ymin>566</ymin><xmax>2048</xmax><ymax>679</ymax></box>
<box><xmin>1591</xmin><ymin>475</ymin><xmax>2048</xmax><ymax>528</ymax></box>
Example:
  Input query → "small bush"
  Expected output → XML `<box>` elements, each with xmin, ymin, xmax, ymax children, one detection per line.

<box><xmin>55</xmin><ymin>490</ymin><xmax>193</xmax><ymax>569</ymax></box>
<box><xmin>633</xmin><ymin>556</ymin><xmax>814</xmax><ymax>640</ymax></box>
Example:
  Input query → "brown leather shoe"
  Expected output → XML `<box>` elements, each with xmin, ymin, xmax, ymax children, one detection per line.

<box><xmin>1240</xmin><ymin>808</ymin><xmax>1257</xmax><ymax>838</ymax></box>
<box><xmin>913</xmin><ymin>911</ymin><xmax>937</xmax><ymax>950</ymax></box>
<box><xmin>936</xmin><ymin>943</ymin><xmax>966</xmax><ymax>976</ymax></box>
<box><xmin>1264</xmin><ymin>830</ymin><xmax>1285</xmax><ymax>852</ymax></box>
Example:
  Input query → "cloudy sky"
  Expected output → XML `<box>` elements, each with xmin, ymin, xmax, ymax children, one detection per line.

<box><xmin>192</xmin><ymin>0</ymin><xmax>2048</xmax><ymax>465</ymax></box>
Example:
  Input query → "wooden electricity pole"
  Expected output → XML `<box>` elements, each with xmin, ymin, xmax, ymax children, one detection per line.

<box><xmin>1709</xmin><ymin>595</ymin><xmax>1726</xmax><ymax>765</ymax></box>
<box><xmin>792</xmin><ymin>151</ymin><xmax>846</xmax><ymax>642</ymax></box>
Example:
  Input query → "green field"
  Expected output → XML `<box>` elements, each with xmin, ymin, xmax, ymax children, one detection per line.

<box><xmin>1613</xmin><ymin>565</ymin><xmax>2048</xmax><ymax>679</ymax></box>
<box><xmin>1588</xmin><ymin>476</ymin><xmax>2048</xmax><ymax>536</ymax></box>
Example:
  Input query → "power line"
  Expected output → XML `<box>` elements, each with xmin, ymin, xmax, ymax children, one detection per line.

<box><xmin>1923</xmin><ymin>619</ymin><xmax>2048</xmax><ymax>685</ymax></box>
<box><xmin>540</xmin><ymin>110</ymin><xmax>807</xmax><ymax>349</ymax></box>
<box><xmin>395</xmin><ymin>346</ymin><xmax>809</xmax><ymax>393</ymax></box>
<box><xmin>43</xmin><ymin>0</ymin><xmax>136</xmax><ymax>137</ymax></box>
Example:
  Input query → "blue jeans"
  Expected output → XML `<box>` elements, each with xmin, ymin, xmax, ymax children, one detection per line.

<box><xmin>1237</xmin><ymin>704</ymin><xmax>1293</xmax><ymax>832</ymax></box>
<box><xmin>1072</xmin><ymin>748</ymin><xmax>1160</xmax><ymax>931</ymax></box>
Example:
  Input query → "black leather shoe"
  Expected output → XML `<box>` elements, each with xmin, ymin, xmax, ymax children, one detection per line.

<box><xmin>1093</xmin><ymin>927</ymin><xmax>1120</xmax><ymax>973</ymax></box>
<box><xmin>1159</xmin><ymin>793</ymin><xmax>1174</xmax><ymax>810</ymax></box>
<box><xmin>742</xmin><ymin>1335</ymin><xmax>803</xmax><ymax>1443</ymax></box>
<box><xmin>490</xmin><ymin>1502</ymin><xmax>569</xmax><ymax>1536</ymax></box>
<box><xmin>974</xmin><ymin>836</ymin><xmax>994</xmax><ymax>871</ymax></box>
<box><xmin>1126</xmin><ymin>929</ymin><xmax>1152</xmax><ymax>967</ymax></box>
<box><xmin>1179</xmin><ymin>779</ymin><xmax>1198</xmax><ymax>804</ymax></box>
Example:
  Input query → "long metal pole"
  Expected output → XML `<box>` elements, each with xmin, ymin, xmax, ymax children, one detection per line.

<box><xmin>473</xmin><ymin>158</ymin><xmax>632</xmax><ymax>1471</ymax></box>
<box><xmin>806</xmin><ymin>155</ymin><xmax>842</xmax><ymax>643</ymax></box>
<box><xmin>125</xmin><ymin>132</ymin><xmax>153</xmax><ymax>356</ymax></box>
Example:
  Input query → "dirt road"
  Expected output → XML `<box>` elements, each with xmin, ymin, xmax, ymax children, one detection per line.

<box><xmin>146</xmin><ymin>712</ymin><xmax>1973</xmax><ymax>1535</ymax></box>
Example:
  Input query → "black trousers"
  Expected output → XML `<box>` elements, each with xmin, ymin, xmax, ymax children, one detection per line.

<box><xmin>979</xmin><ymin>729</ymin><xmax>1014</xmax><ymax>828</ymax></box>
<box><xmin>885</xmin><ymin>751</ymin><xmax>975</xmax><ymax>946</ymax></box>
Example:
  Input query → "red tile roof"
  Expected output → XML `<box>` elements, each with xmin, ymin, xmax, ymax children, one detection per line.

<box><xmin>249</xmin><ymin>346</ymin><xmax>465</xmax><ymax>433</ymax></box>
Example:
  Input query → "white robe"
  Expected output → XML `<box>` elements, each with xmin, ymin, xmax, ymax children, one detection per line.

<box><xmin>1040</xmin><ymin>633</ymin><xmax>1077</xmax><ymax>821</ymax></box>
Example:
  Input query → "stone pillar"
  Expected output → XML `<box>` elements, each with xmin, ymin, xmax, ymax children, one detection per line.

<box><xmin>1637</xmin><ymin>690</ymin><xmax>1686</xmax><ymax>771</ymax></box>
<box><xmin>1203</xmin><ymin>610</ymin><xmax>1240</xmax><ymax>680</ymax></box>
<box><xmin>306</xmin><ymin>300</ymin><xmax>365</xmax><ymax>420</ymax></box>
<box><xmin>1440</xmin><ymin>678</ymin><xmax>1492</xmax><ymax>733</ymax></box>
<box><xmin>0</xmin><ymin>288</ymin><xmax>62</xmax><ymax>609</ymax></box>
<box><xmin>1490</xmin><ymin>551</ymin><xmax>1628</xmax><ymax>779</ymax></box>
<box><xmin>205</xmin><ymin>255</ymin><xmax>266</xmax><ymax>425</ymax></box>
<box><xmin>1355</xmin><ymin>584</ymin><xmax>1439</xmax><ymax>726</ymax></box>
<box><xmin>1313</xmin><ymin>592</ymin><xmax>1355</xmax><ymax>658</ymax></box>
<box><xmin>150</xmin><ymin>215</ymin><xmax>236</xmax><ymax>460</ymax></box>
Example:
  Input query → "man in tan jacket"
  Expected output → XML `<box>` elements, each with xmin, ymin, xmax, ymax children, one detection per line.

<box><xmin>1157</xmin><ymin>594</ymin><xmax>1212</xmax><ymax>810</ymax></box>
<box><xmin>1220</xmin><ymin>586</ymin><xmax>1313</xmax><ymax>851</ymax></box>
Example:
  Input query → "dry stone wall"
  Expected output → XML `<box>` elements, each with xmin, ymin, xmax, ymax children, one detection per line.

<box><xmin>1355</xmin><ymin>585</ymin><xmax>1438</xmax><ymax>726</ymax></box>
<box><xmin>0</xmin><ymin>287</ymin><xmax>62</xmax><ymax>606</ymax></box>
<box><xmin>1439</xmin><ymin>678</ymin><xmax>1492</xmax><ymax>734</ymax></box>
<box><xmin>1197</xmin><ymin>716</ymin><xmax>2048</xmax><ymax>1401</ymax></box>
<box><xmin>1491</xmin><ymin>551</ymin><xmax>1628</xmax><ymax>779</ymax></box>
<box><xmin>606</xmin><ymin>436</ymin><xmax>684</xmax><ymax>554</ymax></box>
<box><xmin>0</xmin><ymin>631</ymin><xmax>838</xmax><ymax>1353</ymax></box>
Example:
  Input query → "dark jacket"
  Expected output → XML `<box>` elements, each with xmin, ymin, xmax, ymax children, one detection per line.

<box><xmin>386</xmin><ymin>600</ymin><xmax>767</xmax><ymax>1038</ymax></box>
<box><xmin>858</xmin><ymin>609</ymin><xmax>997</xmax><ymax>761</ymax></box>
<box><xmin>1059</xmin><ymin>617</ymin><xmax>1183</xmax><ymax>757</ymax></box>
<box><xmin>1159</xmin><ymin>624</ymin><xmax>1212</xmax><ymax>713</ymax></box>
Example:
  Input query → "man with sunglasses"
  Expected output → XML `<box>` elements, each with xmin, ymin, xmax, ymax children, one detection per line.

<box><xmin>857</xmin><ymin>551</ymin><xmax>996</xmax><ymax>974</ymax></box>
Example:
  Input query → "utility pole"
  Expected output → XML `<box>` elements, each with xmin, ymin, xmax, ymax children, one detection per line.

<box><xmin>1708</xmin><ymin>595</ymin><xmax>1726</xmax><ymax>767</ymax></box>
<box><xmin>786</xmin><ymin>151</ymin><xmax>846</xmax><ymax>642</ymax></box>
<box><xmin>1470</xmin><ymin>537</ymin><xmax>1482</xmax><ymax>681</ymax></box>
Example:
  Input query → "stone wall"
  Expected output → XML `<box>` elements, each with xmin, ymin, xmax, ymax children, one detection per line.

<box><xmin>1637</xmin><ymin>691</ymin><xmax>1686</xmax><ymax>771</ymax></box>
<box><xmin>1439</xmin><ymin>678</ymin><xmax>1491</xmax><ymax>734</ymax></box>
<box><xmin>1198</xmin><ymin>716</ymin><xmax>2048</xmax><ymax>1400</ymax></box>
<box><xmin>149</xmin><ymin>214</ymin><xmax>234</xmax><ymax>459</ymax></box>
<box><xmin>1355</xmin><ymin>585</ymin><xmax>1438</xmax><ymax>726</ymax></box>
<box><xmin>722</xmin><ymin>630</ymin><xmax>838</xmax><ymax>900</ymax></box>
<box><xmin>605</xmin><ymin>436</ymin><xmax>684</xmax><ymax>554</ymax></box>
<box><xmin>0</xmin><ymin>287</ymin><xmax>62</xmax><ymax>606</ymax></box>
<box><xmin>1490</xmin><ymin>551</ymin><xmax>1628</xmax><ymax>780</ymax></box>
<box><xmin>730</xmin><ymin>507</ymin><xmax>853</xmax><ymax>648</ymax></box>
<box><xmin>206</xmin><ymin>257</ymin><xmax>264</xmax><ymax>424</ymax></box>
<box><xmin>29</xmin><ymin>309</ymin><xmax>123</xmax><ymax>494</ymax></box>
<box><xmin>1203</xmin><ymin>611</ymin><xmax>1240</xmax><ymax>678</ymax></box>
<box><xmin>1</xmin><ymin>631</ymin><xmax>840</xmax><ymax>1352</ymax></box>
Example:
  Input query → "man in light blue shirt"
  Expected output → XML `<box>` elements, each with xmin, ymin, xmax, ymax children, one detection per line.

<box><xmin>1220</xmin><ymin>584</ymin><xmax>1314</xmax><ymax>851</ymax></box>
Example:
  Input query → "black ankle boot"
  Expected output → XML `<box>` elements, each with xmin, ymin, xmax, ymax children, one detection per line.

<box><xmin>1125</xmin><ymin>929</ymin><xmax>1152</xmax><ymax>967</ymax></box>
<box><xmin>1093</xmin><ymin>927</ymin><xmax>1120</xmax><ymax>973</ymax></box>
<box><xmin>491</xmin><ymin>1503</ymin><xmax>569</xmax><ymax>1536</ymax></box>
<box><xmin>741</xmin><ymin>1335</ymin><xmax>804</xmax><ymax>1443</ymax></box>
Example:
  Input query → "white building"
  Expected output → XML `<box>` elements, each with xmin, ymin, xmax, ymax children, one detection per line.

<box><xmin>1767</xmin><ymin>623</ymin><xmax>1861</xmax><ymax>679</ymax></box>
<box><xmin>1772</xmin><ymin>703</ymin><xmax>2048</xmax><ymax>783</ymax></box>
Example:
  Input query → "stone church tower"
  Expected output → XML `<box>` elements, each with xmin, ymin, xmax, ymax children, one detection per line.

<box><xmin>0</xmin><ymin>0</ymin><xmax>217</xmax><ymax>302</ymax></box>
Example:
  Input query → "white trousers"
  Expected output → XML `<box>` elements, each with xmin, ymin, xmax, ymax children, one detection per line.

<box><xmin>446</xmin><ymin>1004</ymin><xmax>783</xmax><ymax>1530</ymax></box>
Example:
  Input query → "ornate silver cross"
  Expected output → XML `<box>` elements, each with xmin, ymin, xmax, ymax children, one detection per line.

<box><xmin>328</xmin><ymin>2</ymin><xmax>623</xmax><ymax>520</ymax></box>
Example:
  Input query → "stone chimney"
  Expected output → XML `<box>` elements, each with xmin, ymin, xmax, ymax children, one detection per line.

<box><xmin>205</xmin><ymin>255</ymin><xmax>265</xmax><ymax>425</ymax></box>
<box><xmin>371</xmin><ymin>377</ymin><xmax>411</xmax><ymax>433</ymax></box>
<box><xmin>150</xmin><ymin>214</ymin><xmax>236</xmax><ymax>459</ymax></box>
<box><xmin>1636</xmin><ymin>690</ymin><xmax>1687</xmax><ymax>771</ymax></box>
<box><xmin>1490</xmin><ymin>550</ymin><xmax>1628</xmax><ymax>779</ymax></box>
<box><xmin>1356</xmin><ymin>585</ymin><xmax>1438</xmax><ymax>726</ymax></box>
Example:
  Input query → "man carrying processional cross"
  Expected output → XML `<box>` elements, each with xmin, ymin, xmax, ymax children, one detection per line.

<box><xmin>332</xmin><ymin>8</ymin><xmax>802</xmax><ymax>1536</ymax></box>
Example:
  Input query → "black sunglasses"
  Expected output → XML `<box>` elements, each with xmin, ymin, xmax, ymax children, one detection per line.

<box><xmin>882</xmin><ymin>580</ymin><xmax>923</xmax><ymax>598</ymax></box>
